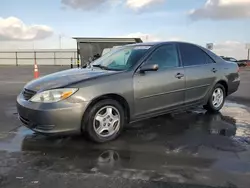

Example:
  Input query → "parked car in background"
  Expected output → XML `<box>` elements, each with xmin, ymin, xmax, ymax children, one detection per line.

<box><xmin>17</xmin><ymin>42</ymin><xmax>240</xmax><ymax>143</ymax></box>
<box><xmin>221</xmin><ymin>56</ymin><xmax>247</xmax><ymax>67</ymax></box>
<box><xmin>237</xmin><ymin>59</ymin><xmax>250</xmax><ymax>67</ymax></box>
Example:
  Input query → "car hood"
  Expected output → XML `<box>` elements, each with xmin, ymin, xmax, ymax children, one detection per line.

<box><xmin>24</xmin><ymin>68</ymin><xmax>117</xmax><ymax>92</ymax></box>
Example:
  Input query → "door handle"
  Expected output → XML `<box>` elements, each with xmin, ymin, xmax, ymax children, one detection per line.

<box><xmin>211</xmin><ymin>68</ymin><xmax>217</xmax><ymax>73</ymax></box>
<box><xmin>175</xmin><ymin>73</ymin><xmax>184</xmax><ymax>79</ymax></box>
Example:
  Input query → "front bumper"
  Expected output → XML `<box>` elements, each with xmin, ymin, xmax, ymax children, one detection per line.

<box><xmin>16</xmin><ymin>93</ymin><xmax>89</xmax><ymax>135</ymax></box>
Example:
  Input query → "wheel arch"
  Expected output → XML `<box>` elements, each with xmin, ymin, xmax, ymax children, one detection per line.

<box><xmin>81</xmin><ymin>94</ymin><xmax>131</xmax><ymax>131</ymax></box>
<box><xmin>204</xmin><ymin>79</ymin><xmax>228</xmax><ymax>105</ymax></box>
<box><xmin>216</xmin><ymin>80</ymin><xmax>228</xmax><ymax>96</ymax></box>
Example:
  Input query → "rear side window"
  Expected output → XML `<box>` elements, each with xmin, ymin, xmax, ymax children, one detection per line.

<box><xmin>179</xmin><ymin>43</ymin><xmax>212</xmax><ymax>66</ymax></box>
<box><xmin>204</xmin><ymin>53</ymin><xmax>215</xmax><ymax>64</ymax></box>
<box><xmin>200</xmin><ymin>46</ymin><xmax>218</xmax><ymax>63</ymax></box>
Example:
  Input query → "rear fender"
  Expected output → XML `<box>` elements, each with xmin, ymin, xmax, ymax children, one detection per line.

<box><xmin>203</xmin><ymin>78</ymin><xmax>228</xmax><ymax>105</ymax></box>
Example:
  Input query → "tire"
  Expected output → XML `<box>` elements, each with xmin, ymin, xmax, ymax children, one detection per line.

<box><xmin>204</xmin><ymin>83</ymin><xmax>226</xmax><ymax>113</ymax></box>
<box><xmin>84</xmin><ymin>99</ymin><xmax>125</xmax><ymax>143</ymax></box>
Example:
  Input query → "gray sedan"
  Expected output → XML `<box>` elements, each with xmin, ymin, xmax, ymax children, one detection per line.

<box><xmin>17</xmin><ymin>42</ymin><xmax>240</xmax><ymax>143</ymax></box>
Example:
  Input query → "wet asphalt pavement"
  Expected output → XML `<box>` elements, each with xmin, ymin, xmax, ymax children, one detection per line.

<box><xmin>1</xmin><ymin>66</ymin><xmax>250</xmax><ymax>188</ymax></box>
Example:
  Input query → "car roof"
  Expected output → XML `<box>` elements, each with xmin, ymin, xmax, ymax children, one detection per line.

<box><xmin>126</xmin><ymin>41</ymin><xmax>198</xmax><ymax>47</ymax></box>
<box><xmin>128</xmin><ymin>41</ymin><xmax>222</xmax><ymax>63</ymax></box>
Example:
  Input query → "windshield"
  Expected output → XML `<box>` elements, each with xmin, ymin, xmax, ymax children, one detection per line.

<box><xmin>91</xmin><ymin>45</ymin><xmax>151</xmax><ymax>71</ymax></box>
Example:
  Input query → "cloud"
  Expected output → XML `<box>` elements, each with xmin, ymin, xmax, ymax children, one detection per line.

<box><xmin>189</xmin><ymin>0</ymin><xmax>250</xmax><ymax>20</ymax></box>
<box><xmin>121</xmin><ymin>32</ymin><xmax>161</xmax><ymax>42</ymax></box>
<box><xmin>61</xmin><ymin>0</ymin><xmax>109</xmax><ymax>10</ymax></box>
<box><xmin>126</xmin><ymin>0</ymin><xmax>165</xmax><ymax>10</ymax></box>
<box><xmin>61</xmin><ymin>0</ymin><xmax>165</xmax><ymax>11</ymax></box>
<box><xmin>214</xmin><ymin>40</ymin><xmax>242</xmax><ymax>50</ymax></box>
<box><xmin>120</xmin><ymin>33</ymin><xmax>247</xmax><ymax>59</ymax></box>
<box><xmin>0</xmin><ymin>17</ymin><xmax>53</xmax><ymax>41</ymax></box>
<box><xmin>213</xmin><ymin>41</ymin><xmax>248</xmax><ymax>59</ymax></box>
<box><xmin>118</xmin><ymin>32</ymin><xmax>182</xmax><ymax>42</ymax></box>
<box><xmin>167</xmin><ymin>37</ymin><xmax>182</xmax><ymax>41</ymax></box>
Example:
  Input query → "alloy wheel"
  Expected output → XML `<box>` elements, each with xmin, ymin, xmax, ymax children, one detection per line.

<box><xmin>212</xmin><ymin>88</ymin><xmax>224</xmax><ymax>108</ymax></box>
<box><xmin>93</xmin><ymin>106</ymin><xmax>121</xmax><ymax>137</ymax></box>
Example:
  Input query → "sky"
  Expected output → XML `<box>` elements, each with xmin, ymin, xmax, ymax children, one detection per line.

<box><xmin>0</xmin><ymin>0</ymin><xmax>250</xmax><ymax>59</ymax></box>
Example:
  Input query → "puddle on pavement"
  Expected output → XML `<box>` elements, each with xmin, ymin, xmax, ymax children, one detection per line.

<box><xmin>0</xmin><ymin>127</ymin><xmax>33</xmax><ymax>152</ymax></box>
<box><xmin>1</xmin><ymin>101</ymin><xmax>250</xmax><ymax>184</ymax></box>
<box><xmin>1</xmin><ymin>101</ymin><xmax>250</xmax><ymax>160</ymax></box>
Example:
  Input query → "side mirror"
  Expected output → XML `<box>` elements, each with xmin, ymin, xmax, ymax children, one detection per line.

<box><xmin>140</xmin><ymin>64</ymin><xmax>159</xmax><ymax>73</ymax></box>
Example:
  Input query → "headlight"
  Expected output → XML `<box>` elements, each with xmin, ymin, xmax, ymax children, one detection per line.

<box><xmin>30</xmin><ymin>88</ymin><xmax>78</xmax><ymax>103</ymax></box>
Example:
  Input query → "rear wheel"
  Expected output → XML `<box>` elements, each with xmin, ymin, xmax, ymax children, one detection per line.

<box><xmin>84</xmin><ymin>99</ymin><xmax>125</xmax><ymax>143</ymax></box>
<box><xmin>204</xmin><ymin>84</ymin><xmax>225</xmax><ymax>112</ymax></box>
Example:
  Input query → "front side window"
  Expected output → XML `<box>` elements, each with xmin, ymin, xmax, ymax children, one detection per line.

<box><xmin>146</xmin><ymin>44</ymin><xmax>179</xmax><ymax>69</ymax></box>
<box><xmin>92</xmin><ymin>46</ymin><xmax>151</xmax><ymax>71</ymax></box>
<box><xmin>179</xmin><ymin>43</ymin><xmax>209</xmax><ymax>66</ymax></box>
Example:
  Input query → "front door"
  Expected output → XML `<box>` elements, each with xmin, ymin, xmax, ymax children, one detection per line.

<box><xmin>133</xmin><ymin>44</ymin><xmax>185</xmax><ymax>117</ymax></box>
<box><xmin>178</xmin><ymin>43</ymin><xmax>218</xmax><ymax>105</ymax></box>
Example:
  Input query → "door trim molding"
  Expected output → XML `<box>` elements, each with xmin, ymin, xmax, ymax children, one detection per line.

<box><xmin>139</xmin><ymin>88</ymin><xmax>186</xmax><ymax>99</ymax></box>
<box><xmin>185</xmin><ymin>84</ymin><xmax>210</xmax><ymax>91</ymax></box>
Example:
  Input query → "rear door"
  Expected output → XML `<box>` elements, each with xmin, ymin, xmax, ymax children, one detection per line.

<box><xmin>178</xmin><ymin>43</ymin><xmax>218</xmax><ymax>105</ymax></box>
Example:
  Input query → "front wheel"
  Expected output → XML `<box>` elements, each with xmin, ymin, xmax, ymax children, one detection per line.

<box><xmin>204</xmin><ymin>84</ymin><xmax>225</xmax><ymax>112</ymax></box>
<box><xmin>84</xmin><ymin>99</ymin><xmax>125</xmax><ymax>143</ymax></box>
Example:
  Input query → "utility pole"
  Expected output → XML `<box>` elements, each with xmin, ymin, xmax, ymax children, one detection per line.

<box><xmin>248</xmin><ymin>49</ymin><xmax>250</xmax><ymax>61</ymax></box>
<box><xmin>59</xmin><ymin>35</ymin><xmax>61</xmax><ymax>49</ymax></box>
<box><xmin>246</xmin><ymin>43</ymin><xmax>250</xmax><ymax>61</ymax></box>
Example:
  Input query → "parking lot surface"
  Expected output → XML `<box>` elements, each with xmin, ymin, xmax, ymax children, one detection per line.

<box><xmin>0</xmin><ymin>66</ymin><xmax>250</xmax><ymax>188</ymax></box>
